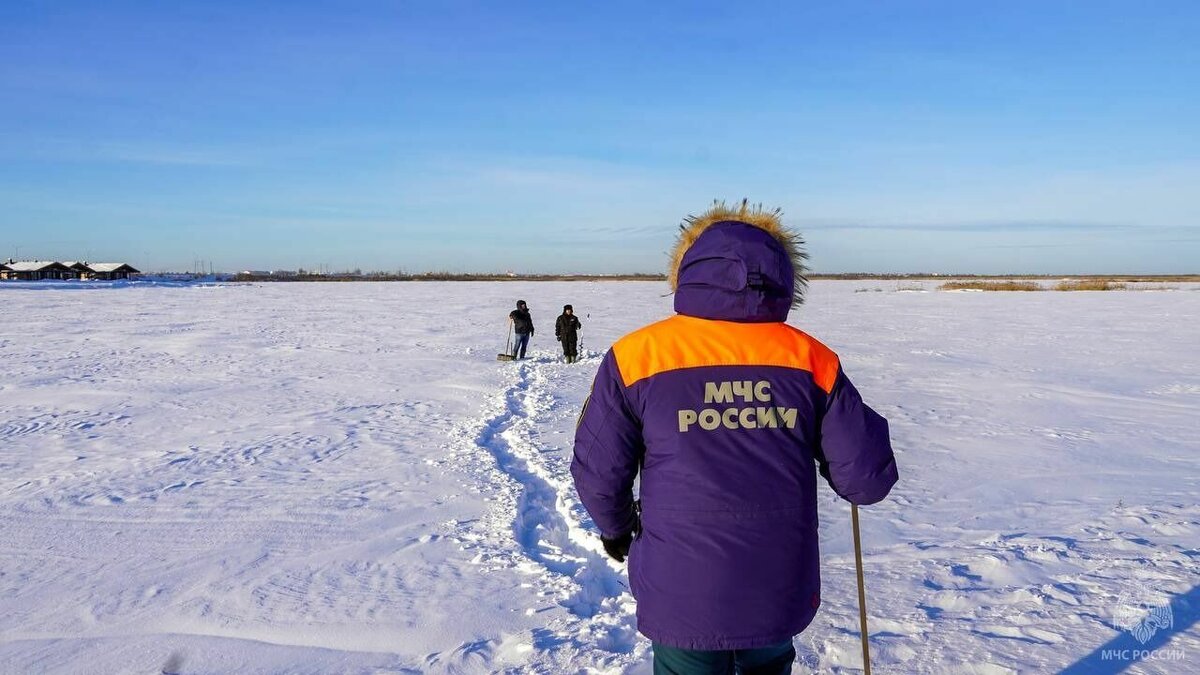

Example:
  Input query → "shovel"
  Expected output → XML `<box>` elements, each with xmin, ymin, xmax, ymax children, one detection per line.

<box><xmin>497</xmin><ymin>321</ymin><xmax>515</xmax><ymax>361</ymax></box>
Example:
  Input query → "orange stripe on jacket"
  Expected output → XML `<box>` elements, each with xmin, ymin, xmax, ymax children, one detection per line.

<box><xmin>611</xmin><ymin>315</ymin><xmax>840</xmax><ymax>392</ymax></box>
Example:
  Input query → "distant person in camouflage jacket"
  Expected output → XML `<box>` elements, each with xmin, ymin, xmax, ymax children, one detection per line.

<box><xmin>555</xmin><ymin>305</ymin><xmax>582</xmax><ymax>363</ymax></box>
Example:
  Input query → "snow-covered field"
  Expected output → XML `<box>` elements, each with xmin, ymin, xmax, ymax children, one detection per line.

<box><xmin>1</xmin><ymin>280</ymin><xmax>1197</xmax><ymax>674</ymax></box>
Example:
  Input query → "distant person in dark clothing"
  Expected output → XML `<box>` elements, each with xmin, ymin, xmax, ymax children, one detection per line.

<box><xmin>509</xmin><ymin>300</ymin><xmax>534</xmax><ymax>359</ymax></box>
<box><xmin>555</xmin><ymin>305</ymin><xmax>582</xmax><ymax>363</ymax></box>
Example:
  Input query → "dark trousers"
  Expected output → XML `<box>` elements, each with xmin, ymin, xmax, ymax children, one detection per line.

<box><xmin>512</xmin><ymin>332</ymin><xmax>530</xmax><ymax>359</ymax></box>
<box><xmin>652</xmin><ymin>640</ymin><xmax>795</xmax><ymax>675</ymax></box>
<box><xmin>561</xmin><ymin>338</ymin><xmax>577</xmax><ymax>359</ymax></box>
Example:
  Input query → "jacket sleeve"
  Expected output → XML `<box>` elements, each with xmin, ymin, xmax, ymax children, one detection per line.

<box><xmin>816</xmin><ymin>366</ymin><xmax>898</xmax><ymax>505</ymax></box>
<box><xmin>555</xmin><ymin>316</ymin><xmax>563</xmax><ymax>337</ymax></box>
<box><xmin>571</xmin><ymin>349</ymin><xmax>644</xmax><ymax>538</ymax></box>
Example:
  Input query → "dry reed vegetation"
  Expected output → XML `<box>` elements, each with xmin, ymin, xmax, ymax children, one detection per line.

<box><xmin>939</xmin><ymin>280</ymin><xmax>1043</xmax><ymax>291</ymax></box>
<box><xmin>1054</xmin><ymin>280</ymin><xmax>1127</xmax><ymax>291</ymax></box>
<box><xmin>938</xmin><ymin>279</ymin><xmax>1133</xmax><ymax>291</ymax></box>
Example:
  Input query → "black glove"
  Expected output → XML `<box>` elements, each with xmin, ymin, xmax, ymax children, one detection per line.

<box><xmin>601</xmin><ymin>530</ymin><xmax>633</xmax><ymax>563</ymax></box>
<box><xmin>601</xmin><ymin>506</ymin><xmax>641</xmax><ymax>563</ymax></box>
<box><xmin>556</xmin><ymin>335</ymin><xmax>561</xmax><ymax>341</ymax></box>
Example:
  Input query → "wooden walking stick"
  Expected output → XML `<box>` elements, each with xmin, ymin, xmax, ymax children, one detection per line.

<box><xmin>852</xmin><ymin>504</ymin><xmax>872</xmax><ymax>675</ymax></box>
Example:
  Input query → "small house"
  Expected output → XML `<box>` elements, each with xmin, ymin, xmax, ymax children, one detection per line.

<box><xmin>5</xmin><ymin>261</ymin><xmax>74</xmax><ymax>281</ymax></box>
<box><xmin>86</xmin><ymin>263</ymin><xmax>141</xmax><ymax>280</ymax></box>
<box><xmin>62</xmin><ymin>262</ymin><xmax>92</xmax><ymax>279</ymax></box>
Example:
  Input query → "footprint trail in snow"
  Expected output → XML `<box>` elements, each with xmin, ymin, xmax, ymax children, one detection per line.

<box><xmin>447</xmin><ymin>351</ymin><xmax>649</xmax><ymax>673</ymax></box>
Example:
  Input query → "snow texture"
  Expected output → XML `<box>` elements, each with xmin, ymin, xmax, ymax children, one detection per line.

<box><xmin>1</xmin><ymin>280</ymin><xmax>1197</xmax><ymax>674</ymax></box>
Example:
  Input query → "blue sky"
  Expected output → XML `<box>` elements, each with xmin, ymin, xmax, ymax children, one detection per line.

<box><xmin>1</xmin><ymin>1</ymin><xmax>1197</xmax><ymax>274</ymax></box>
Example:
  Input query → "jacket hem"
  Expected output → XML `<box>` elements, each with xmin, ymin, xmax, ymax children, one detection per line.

<box><xmin>637</xmin><ymin>609</ymin><xmax>817</xmax><ymax>651</ymax></box>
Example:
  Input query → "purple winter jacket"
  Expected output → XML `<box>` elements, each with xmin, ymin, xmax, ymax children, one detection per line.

<box><xmin>571</xmin><ymin>221</ymin><xmax>898</xmax><ymax>650</ymax></box>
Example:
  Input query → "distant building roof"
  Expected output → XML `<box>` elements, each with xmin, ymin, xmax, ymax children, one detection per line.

<box><xmin>87</xmin><ymin>263</ymin><xmax>140</xmax><ymax>273</ymax></box>
<box><xmin>7</xmin><ymin>261</ymin><xmax>69</xmax><ymax>272</ymax></box>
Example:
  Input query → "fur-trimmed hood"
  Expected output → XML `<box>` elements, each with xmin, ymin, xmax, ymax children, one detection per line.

<box><xmin>669</xmin><ymin>200</ymin><xmax>808</xmax><ymax>322</ymax></box>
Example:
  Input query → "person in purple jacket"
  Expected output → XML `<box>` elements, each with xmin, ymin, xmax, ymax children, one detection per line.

<box><xmin>571</xmin><ymin>200</ymin><xmax>899</xmax><ymax>674</ymax></box>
